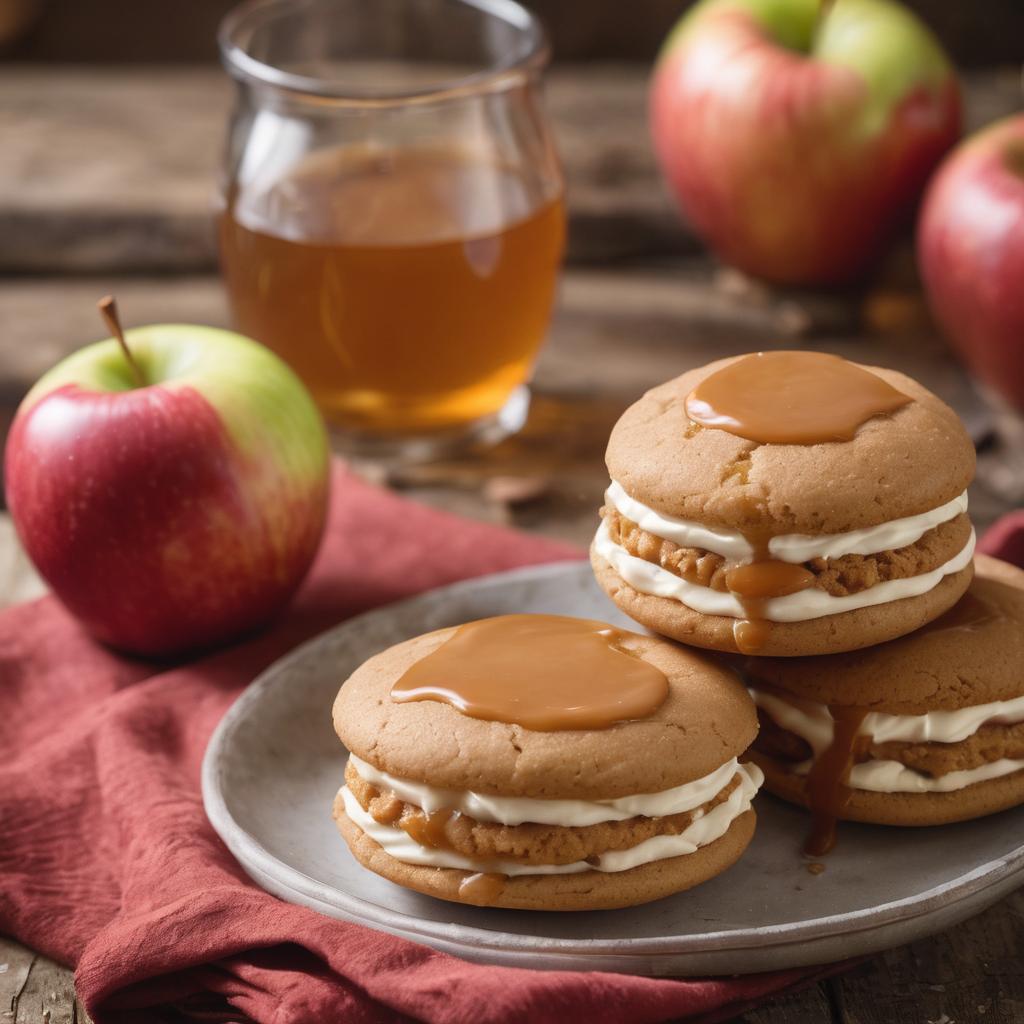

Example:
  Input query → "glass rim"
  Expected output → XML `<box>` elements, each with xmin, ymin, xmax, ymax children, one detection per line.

<box><xmin>218</xmin><ymin>0</ymin><xmax>551</xmax><ymax>106</ymax></box>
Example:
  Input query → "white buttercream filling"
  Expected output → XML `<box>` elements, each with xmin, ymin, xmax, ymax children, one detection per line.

<box><xmin>849</xmin><ymin>758</ymin><xmax>1024</xmax><ymax>794</ymax></box>
<box><xmin>348</xmin><ymin>754</ymin><xmax>742</xmax><ymax>826</ymax></box>
<box><xmin>752</xmin><ymin>689</ymin><xmax>1024</xmax><ymax>794</ymax></box>
<box><xmin>593</xmin><ymin>519</ymin><xmax>975</xmax><ymax>623</ymax></box>
<box><xmin>753</xmin><ymin>689</ymin><xmax>1024</xmax><ymax>748</ymax></box>
<box><xmin>340</xmin><ymin>762</ymin><xmax>763</xmax><ymax>875</ymax></box>
<box><xmin>605</xmin><ymin>481</ymin><xmax>968</xmax><ymax>564</ymax></box>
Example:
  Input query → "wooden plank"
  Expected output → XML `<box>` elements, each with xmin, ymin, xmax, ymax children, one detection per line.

<box><xmin>0</xmin><ymin>66</ymin><xmax>1019</xmax><ymax>272</ymax></box>
<box><xmin>9</xmin><ymin>0</ymin><xmax>1024</xmax><ymax>67</ymax></box>
<box><xmin>731</xmin><ymin>980</ymin><xmax>837</xmax><ymax>1023</ymax></box>
<box><xmin>0</xmin><ymin>269</ymin><xmax>986</xmax><ymax>413</ymax></box>
<box><xmin>0</xmin><ymin>936</ymin><xmax>90</xmax><ymax>1024</ymax></box>
<box><xmin>0</xmin><ymin>268</ymin><xmax>1008</xmax><ymax>548</ymax></box>
<box><xmin>0</xmin><ymin>938</ymin><xmax>36</xmax><ymax>1020</ymax></box>
<box><xmin>831</xmin><ymin>891</ymin><xmax>1024</xmax><ymax>1024</ymax></box>
<box><xmin>11</xmin><ymin>956</ymin><xmax>78</xmax><ymax>1024</ymax></box>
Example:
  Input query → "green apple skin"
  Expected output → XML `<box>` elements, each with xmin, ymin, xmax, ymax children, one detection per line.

<box><xmin>5</xmin><ymin>326</ymin><xmax>330</xmax><ymax>656</ymax></box>
<box><xmin>651</xmin><ymin>0</ymin><xmax>961</xmax><ymax>284</ymax></box>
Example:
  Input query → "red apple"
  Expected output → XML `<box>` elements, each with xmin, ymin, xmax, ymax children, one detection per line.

<box><xmin>650</xmin><ymin>0</ymin><xmax>961</xmax><ymax>285</ymax></box>
<box><xmin>918</xmin><ymin>114</ymin><xmax>1024</xmax><ymax>411</ymax></box>
<box><xmin>4</xmin><ymin>319</ymin><xmax>330</xmax><ymax>656</ymax></box>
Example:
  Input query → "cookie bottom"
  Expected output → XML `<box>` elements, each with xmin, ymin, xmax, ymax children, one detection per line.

<box><xmin>750</xmin><ymin>751</ymin><xmax>1024</xmax><ymax>826</ymax></box>
<box><xmin>334</xmin><ymin>800</ymin><xmax>756</xmax><ymax>911</ymax></box>
<box><xmin>591</xmin><ymin>548</ymin><xmax>974</xmax><ymax>657</ymax></box>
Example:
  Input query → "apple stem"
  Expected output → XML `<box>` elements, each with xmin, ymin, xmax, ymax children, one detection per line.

<box><xmin>97</xmin><ymin>295</ymin><xmax>145</xmax><ymax>388</ymax></box>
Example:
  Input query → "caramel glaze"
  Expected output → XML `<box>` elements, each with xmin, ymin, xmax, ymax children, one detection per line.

<box><xmin>458</xmin><ymin>872</ymin><xmax>507</xmax><ymax>905</ymax></box>
<box><xmin>390</xmin><ymin>614</ymin><xmax>669</xmax><ymax>730</ymax></box>
<box><xmin>684</xmin><ymin>350</ymin><xmax>913</xmax><ymax>445</ymax></box>
<box><xmin>683</xmin><ymin>351</ymin><xmax>913</xmax><ymax>652</ymax></box>
<box><xmin>382</xmin><ymin>615</ymin><xmax>669</xmax><ymax>887</ymax></box>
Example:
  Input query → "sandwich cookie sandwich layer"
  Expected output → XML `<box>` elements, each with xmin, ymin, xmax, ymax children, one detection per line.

<box><xmin>745</xmin><ymin>554</ymin><xmax>1024</xmax><ymax>853</ymax></box>
<box><xmin>592</xmin><ymin>352</ymin><xmax>976</xmax><ymax>656</ymax></box>
<box><xmin>332</xmin><ymin>614</ymin><xmax>762</xmax><ymax>910</ymax></box>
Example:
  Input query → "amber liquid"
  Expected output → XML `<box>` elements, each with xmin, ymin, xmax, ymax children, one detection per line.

<box><xmin>219</xmin><ymin>145</ymin><xmax>565</xmax><ymax>434</ymax></box>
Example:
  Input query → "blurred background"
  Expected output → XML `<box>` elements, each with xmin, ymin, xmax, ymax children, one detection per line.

<box><xmin>3</xmin><ymin>0</ymin><xmax>1022</xmax><ymax>63</ymax></box>
<box><xmin>0</xmin><ymin>0</ymin><xmax>1021</xmax><ymax>564</ymax></box>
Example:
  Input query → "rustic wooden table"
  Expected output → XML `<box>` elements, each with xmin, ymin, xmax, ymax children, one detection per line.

<box><xmin>0</xmin><ymin>63</ymin><xmax>1021</xmax><ymax>1024</ymax></box>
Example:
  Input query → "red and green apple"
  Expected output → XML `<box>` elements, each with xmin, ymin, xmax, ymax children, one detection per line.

<box><xmin>650</xmin><ymin>0</ymin><xmax>961</xmax><ymax>285</ymax></box>
<box><xmin>4</xmin><ymin>319</ymin><xmax>330</xmax><ymax>656</ymax></box>
<box><xmin>918</xmin><ymin>114</ymin><xmax>1024</xmax><ymax>412</ymax></box>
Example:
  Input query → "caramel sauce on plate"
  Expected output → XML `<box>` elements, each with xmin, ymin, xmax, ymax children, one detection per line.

<box><xmin>685</xmin><ymin>351</ymin><xmax>913</xmax><ymax>445</ymax></box>
<box><xmin>458</xmin><ymin>872</ymin><xmax>507</xmax><ymax>905</ymax></box>
<box><xmin>390</xmin><ymin>614</ymin><xmax>669</xmax><ymax>730</ymax></box>
<box><xmin>682</xmin><ymin>351</ymin><xmax>913</xmax><ymax>651</ymax></box>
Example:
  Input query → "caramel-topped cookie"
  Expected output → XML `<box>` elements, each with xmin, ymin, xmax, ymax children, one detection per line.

<box><xmin>745</xmin><ymin>555</ymin><xmax>1024</xmax><ymax>852</ymax></box>
<box><xmin>332</xmin><ymin>614</ymin><xmax>762</xmax><ymax>911</ymax></box>
<box><xmin>591</xmin><ymin>352</ymin><xmax>976</xmax><ymax>656</ymax></box>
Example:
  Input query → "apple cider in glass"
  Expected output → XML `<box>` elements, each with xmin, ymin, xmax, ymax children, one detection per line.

<box><xmin>218</xmin><ymin>0</ymin><xmax>565</xmax><ymax>461</ymax></box>
<box><xmin>219</xmin><ymin>145</ymin><xmax>564</xmax><ymax>435</ymax></box>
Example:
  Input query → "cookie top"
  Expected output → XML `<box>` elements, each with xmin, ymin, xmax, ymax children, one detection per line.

<box><xmin>333</xmin><ymin>619</ymin><xmax>757</xmax><ymax>800</ymax></box>
<box><xmin>606</xmin><ymin>356</ymin><xmax>974</xmax><ymax>535</ymax></box>
<box><xmin>745</xmin><ymin>554</ymin><xmax>1024</xmax><ymax>713</ymax></box>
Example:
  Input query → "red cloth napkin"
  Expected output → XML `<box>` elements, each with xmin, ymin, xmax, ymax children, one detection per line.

<box><xmin>2</xmin><ymin>465</ymin><xmax>1016</xmax><ymax>1024</ymax></box>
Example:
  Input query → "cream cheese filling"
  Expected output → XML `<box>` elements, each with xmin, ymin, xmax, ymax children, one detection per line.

<box><xmin>340</xmin><ymin>761</ymin><xmax>763</xmax><ymax>875</ymax></box>
<box><xmin>605</xmin><ymin>481</ymin><xmax>969</xmax><ymax>564</ymax></box>
<box><xmin>752</xmin><ymin>689</ymin><xmax>1024</xmax><ymax>794</ymax></box>
<box><xmin>348</xmin><ymin>753</ymin><xmax>742</xmax><ymax>826</ymax></box>
<box><xmin>593</xmin><ymin>518</ymin><xmax>976</xmax><ymax>623</ymax></box>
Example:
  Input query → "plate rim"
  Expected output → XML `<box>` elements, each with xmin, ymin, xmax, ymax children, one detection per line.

<box><xmin>202</xmin><ymin>560</ymin><xmax>1024</xmax><ymax>959</ymax></box>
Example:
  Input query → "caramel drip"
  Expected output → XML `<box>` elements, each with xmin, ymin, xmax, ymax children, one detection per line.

<box><xmin>400</xmin><ymin>807</ymin><xmax>456</xmax><ymax>850</ymax></box>
<box><xmin>390</xmin><ymin>614</ymin><xmax>669</xmax><ymax>731</ymax></box>
<box><xmin>733</xmin><ymin>617</ymin><xmax>772</xmax><ymax>654</ymax></box>
<box><xmin>458</xmin><ymin>872</ymin><xmax>507</xmax><ymax>905</ymax></box>
<box><xmin>727</xmin><ymin>523</ymin><xmax>816</xmax><ymax>655</ymax></box>
<box><xmin>685</xmin><ymin>351</ymin><xmax>913</xmax><ymax>445</ymax></box>
<box><xmin>804</xmin><ymin>706</ymin><xmax>871</xmax><ymax>857</ymax></box>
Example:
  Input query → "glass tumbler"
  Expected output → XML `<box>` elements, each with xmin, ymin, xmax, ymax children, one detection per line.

<box><xmin>217</xmin><ymin>0</ymin><xmax>565</xmax><ymax>462</ymax></box>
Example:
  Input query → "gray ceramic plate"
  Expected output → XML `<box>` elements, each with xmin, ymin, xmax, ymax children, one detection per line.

<box><xmin>202</xmin><ymin>561</ymin><xmax>1024</xmax><ymax>976</ymax></box>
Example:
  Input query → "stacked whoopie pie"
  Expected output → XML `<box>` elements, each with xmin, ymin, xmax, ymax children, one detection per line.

<box><xmin>333</xmin><ymin>614</ymin><xmax>763</xmax><ymax>909</ymax></box>
<box><xmin>592</xmin><ymin>350</ymin><xmax>1023</xmax><ymax>854</ymax></box>
<box><xmin>332</xmin><ymin>349</ymin><xmax>1022</xmax><ymax>909</ymax></box>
